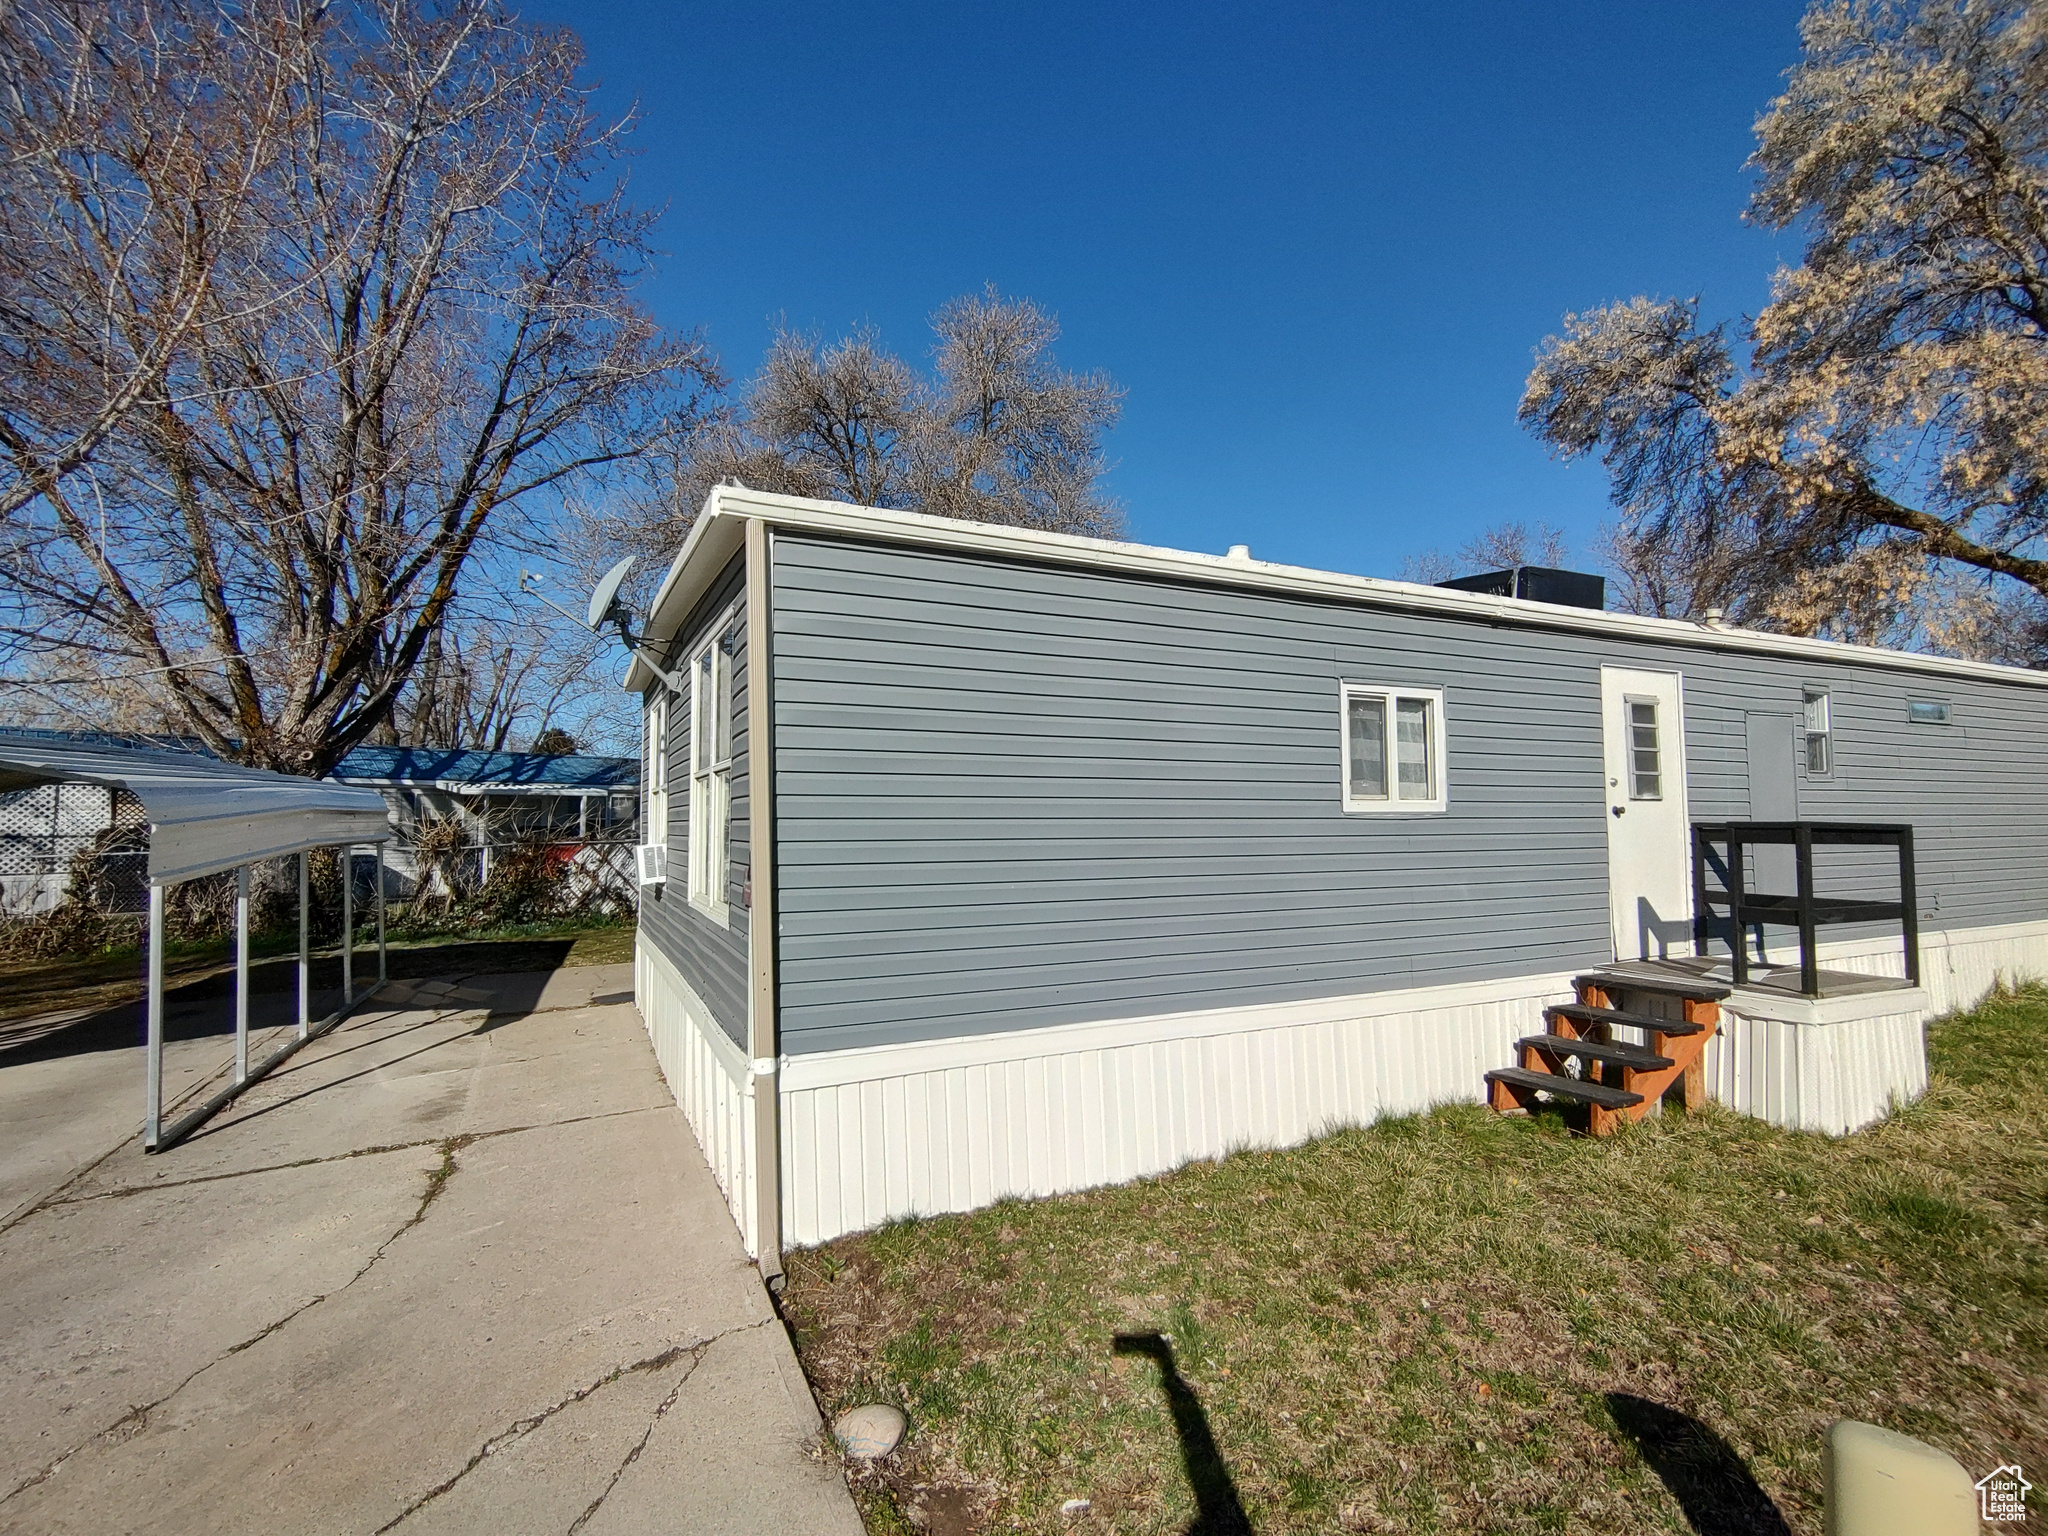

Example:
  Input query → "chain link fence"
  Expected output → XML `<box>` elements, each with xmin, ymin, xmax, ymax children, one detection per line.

<box><xmin>4</xmin><ymin>787</ymin><xmax>640</xmax><ymax>956</ymax></box>
<box><xmin>0</xmin><ymin>783</ymin><xmax>149</xmax><ymax>915</ymax></box>
<box><xmin>371</xmin><ymin>828</ymin><xmax>639</xmax><ymax>937</ymax></box>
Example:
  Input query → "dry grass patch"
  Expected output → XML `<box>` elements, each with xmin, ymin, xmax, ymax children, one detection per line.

<box><xmin>781</xmin><ymin>986</ymin><xmax>2048</xmax><ymax>1534</ymax></box>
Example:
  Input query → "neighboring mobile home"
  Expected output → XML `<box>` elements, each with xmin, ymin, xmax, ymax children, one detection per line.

<box><xmin>331</xmin><ymin>745</ymin><xmax>637</xmax><ymax>898</ymax></box>
<box><xmin>332</xmin><ymin>745</ymin><xmax>639</xmax><ymax>843</ymax></box>
<box><xmin>625</xmin><ymin>487</ymin><xmax>2048</xmax><ymax>1273</ymax></box>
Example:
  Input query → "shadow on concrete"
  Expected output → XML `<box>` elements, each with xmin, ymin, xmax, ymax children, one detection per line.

<box><xmin>1112</xmin><ymin>1333</ymin><xmax>1253</xmax><ymax>1536</ymax></box>
<box><xmin>0</xmin><ymin>939</ymin><xmax>576</xmax><ymax>1070</ymax></box>
<box><xmin>1605</xmin><ymin>1393</ymin><xmax>1793</xmax><ymax>1536</ymax></box>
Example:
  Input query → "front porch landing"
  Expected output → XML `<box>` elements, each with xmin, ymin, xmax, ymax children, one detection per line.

<box><xmin>1586</xmin><ymin>957</ymin><xmax>1930</xmax><ymax>1135</ymax></box>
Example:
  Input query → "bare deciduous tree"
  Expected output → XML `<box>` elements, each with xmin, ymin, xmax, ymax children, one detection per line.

<box><xmin>1400</xmin><ymin>520</ymin><xmax>1570</xmax><ymax>584</ymax></box>
<box><xmin>662</xmin><ymin>286</ymin><xmax>1123</xmax><ymax>541</ymax></box>
<box><xmin>384</xmin><ymin>614</ymin><xmax>601</xmax><ymax>754</ymax></box>
<box><xmin>1520</xmin><ymin>0</ymin><xmax>2048</xmax><ymax>656</ymax></box>
<box><xmin>0</xmin><ymin>0</ymin><xmax>714</xmax><ymax>773</ymax></box>
<box><xmin>0</xmin><ymin>3</ymin><xmax>290</xmax><ymax>526</ymax></box>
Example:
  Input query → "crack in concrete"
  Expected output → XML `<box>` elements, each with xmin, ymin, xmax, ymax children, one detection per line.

<box><xmin>0</xmin><ymin>972</ymin><xmax>631</xmax><ymax>1240</ymax></box>
<box><xmin>565</xmin><ymin>1354</ymin><xmax>703</xmax><ymax>1535</ymax></box>
<box><xmin>0</xmin><ymin>1132</ymin><xmax>476</xmax><ymax>1509</ymax></box>
<box><xmin>0</xmin><ymin>1009</ymin><xmax>467</xmax><ymax>1242</ymax></box>
<box><xmin>31</xmin><ymin>1105</ymin><xmax>666</xmax><ymax>1211</ymax></box>
<box><xmin>374</xmin><ymin>1321</ymin><xmax>770</xmax><ymax>1534</ymax></box>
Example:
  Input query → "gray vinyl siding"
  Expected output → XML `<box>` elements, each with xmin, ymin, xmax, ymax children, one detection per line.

<box><xmin>639</xmin><ymin>554</ymin><xmax>750</xmax><ymax>1048</ymax></box>
<box><xmin>770</xmin><ymin>533</ymin><xmax>2048</xmax><ymax>1056</ymax></box>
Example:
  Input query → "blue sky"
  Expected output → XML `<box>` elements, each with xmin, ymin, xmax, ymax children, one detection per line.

<box><xmin>531</xmin><ymin>1</ymin><xmax>1811</xmax><ymax>579</ymax></box>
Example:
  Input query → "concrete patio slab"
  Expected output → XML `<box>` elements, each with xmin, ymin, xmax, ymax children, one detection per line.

<box><xmin>0</xmin><ymin>962</ymin><xmax>862</xmax><ymax>1536</ymax></box>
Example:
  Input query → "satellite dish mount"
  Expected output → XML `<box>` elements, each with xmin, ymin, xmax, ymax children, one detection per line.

<box><xmin>517</xmin><ymin>555</ymin><xmax>684</xmax><ymax>692</ymax></box>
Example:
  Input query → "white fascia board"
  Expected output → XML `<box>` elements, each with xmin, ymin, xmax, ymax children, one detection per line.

<box><xmin>628</xmin><ymin>486</ymin><xmax>2048</xmax><ymax>692</ymax></box>
<box><xmin>623</xmin><ymin>506</ymin><xmax>748</xmax><ymax>693</ymax></box>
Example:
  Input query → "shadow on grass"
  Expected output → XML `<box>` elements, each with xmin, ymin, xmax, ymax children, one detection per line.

<box><xmin>1606</xmin><ymin>1393</ymin><xmax>1793</xmax><ymax>1536</ymax></box>
<box><xmin>1113</xmin><ymin>1332</ymin><xmax>1253</xmax><ymax>1536</ymax></box>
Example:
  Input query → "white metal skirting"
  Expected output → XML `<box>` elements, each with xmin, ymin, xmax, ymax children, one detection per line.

<box><xmin>635</xmin><ymin>938</ymin><xmax>758</xmax><ymax>1256</ymax></box>
<box><xmin>1690</xmin><ymin>918</ymin><xmax>2048</xmax><ymax>1137</ymax></box>
<box><xmin>630</xmin><ymin>919</ymin><xmax>2047</xmax><ymax>1251</ymax></box>
<box><xmin>776</xmin><ymin>971</ymin><xmax>1579</xmax><ymax>1248</ymax></box>
<box><xmin>1700</xmin><ymin>1007</ymin><xmax>1929</xmax><ymax>1136</ymax></box>
<box><xmin>769</xmin><ymin>918</ymin><xmax>2048</xmax><ymax>1248</ymax></box>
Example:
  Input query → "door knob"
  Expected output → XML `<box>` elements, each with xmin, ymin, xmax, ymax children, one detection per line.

<box><xmin>1612</xmin><ymin>805</ymin><xmax>1626</xmax><ymax>817</ymax></box>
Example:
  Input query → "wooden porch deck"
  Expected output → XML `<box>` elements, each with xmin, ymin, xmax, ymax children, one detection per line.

<box><xmin>1587</xmin><ymin>954</ymin><xmax>1918</xmax><ymax>1003</ymax></box>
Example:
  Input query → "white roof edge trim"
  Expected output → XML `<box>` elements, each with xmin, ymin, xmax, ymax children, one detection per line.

<box><xmin>623</xmin><ymin>502</ymin><xmax>747</xmax><ymax>693</ymax></box>
<box><xmin>0</xmin><ymin>733</ymin><xmax>391</xmax><ymax>886</ymax></box>
<box><xmin>623</xmin><ymin>486</ymin><xmax>2048</xmax><ymax>692</ymax></box>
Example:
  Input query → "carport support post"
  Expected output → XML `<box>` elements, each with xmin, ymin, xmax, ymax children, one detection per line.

<box><xmin>234</xmin><ymin>865</ymin><xmax>250</xmax><ymax>1084</ymax></box>
<box><xmin>145</xmin><ymin>881</ymin><xmax>164</xmax><ymax>1150</ymax></box>
<box><xmin>375</xmin><ymin>841</ymin><xmax>387</xmax><ymax>983</ymax></box>
<box><xmin>297</xmin><ymin>852</ymin><xmax>309</xmax><ymax>1039</ymax></box>
<box><xmin>341</xmin><ymin>845</ymin><xmax>354</xmax><ymax>1004</ymax></box>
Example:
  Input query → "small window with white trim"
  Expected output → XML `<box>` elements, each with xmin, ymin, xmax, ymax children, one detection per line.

<box><xmin>645</xmin><ymin>693</ymin><xmax>670</xmax><ymax>849</ymax></box>
<box><xmin>1625</xmin><ymin>696</ymin><xmax>1662</xmax><ymax>800</ymax></box>
<box><xmin>1803</xmin><ymin>688</ymin><xmax>1832</xmax><ymax>774</ymax></box>
<box><xmin>1341</xmin><ymin>683</ymin><xmax>1446</xmax><ymax>813</ymax></box>
<box><xmin>687</xmin><ymin>613</ymin><xmax>741</xmax><ymax>919</ymax></box>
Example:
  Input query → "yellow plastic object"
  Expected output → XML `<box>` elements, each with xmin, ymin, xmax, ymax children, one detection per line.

<box><xmin>1824</xmin><ymin>1419</ymin><xmax>1976</xmax><ymax>1536</ymax></box>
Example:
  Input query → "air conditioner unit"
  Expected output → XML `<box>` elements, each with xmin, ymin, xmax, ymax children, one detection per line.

<box><xmin>635</xmin><ymin>844</ymin><xmax>668</xmax><ymax>886</ymax></box>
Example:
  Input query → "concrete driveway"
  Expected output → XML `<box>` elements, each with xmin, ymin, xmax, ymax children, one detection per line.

<box><xmin>0</xmin><ymin>964</ymin><xmax>864</xmax><ymax>1535</ymax></box>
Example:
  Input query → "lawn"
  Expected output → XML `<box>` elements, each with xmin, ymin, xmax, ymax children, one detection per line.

<box><xmin>781</xmin><ymin>986</ymin><xmax>2048</xmax><ymax>1535</ymax></box>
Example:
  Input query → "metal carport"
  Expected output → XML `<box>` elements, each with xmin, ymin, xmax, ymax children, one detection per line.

<box><xmin>0</xmin><ymin>732</ymin><xmax>392</xmax><ymax>1149</ymax></box>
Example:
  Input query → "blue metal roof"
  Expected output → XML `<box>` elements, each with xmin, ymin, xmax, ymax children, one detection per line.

<box><xmin>332</xmin><ymin>746</ymin><xmax>636</xmax><ymax>790</ymax></box>
<box><xmin>0</xmin><ymin>726</ymin><xmax>218</xmax><ymax>755</ymax></box>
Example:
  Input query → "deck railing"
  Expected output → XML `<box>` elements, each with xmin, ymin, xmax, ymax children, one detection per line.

<box><xmin>1690</xmin><ymin>821</ymin><xmax>1918</xmax><ymax>997</ymax></box>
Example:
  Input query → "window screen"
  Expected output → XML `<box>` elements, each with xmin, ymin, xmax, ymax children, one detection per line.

<box><xmin>1347</xmin><ymin>695</ymin><xmax>1387</xmax><ymax>800</ymax></box>
<box><xmin>1627</xmin><ymin>698</ymin><xmax>1662</xmax><ymax>800</ymax></box>
<box><xmin>687</xmin><ymin>609</ymin><xmax>740</xmax><ymax>917</ymax></box>
<box><xmin>1395</xmin><ymin>697</ymin><xmax>1434</xmax><ymax>801</ymax></box>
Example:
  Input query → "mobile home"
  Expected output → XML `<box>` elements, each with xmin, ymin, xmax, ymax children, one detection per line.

<box><xmin>626</xmin><ymin>488</ymin><xmax>2048</xmax><ymax>1272</ymax></box>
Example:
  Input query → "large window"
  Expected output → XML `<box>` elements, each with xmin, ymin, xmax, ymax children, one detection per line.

<box><xmin>687</xmin><ymin>614</ymin><xmax>741</xmax><ymax>918</ymax></box>
<box><xmin>1341</xmin><ymin>683</ymin><xmax>1446</xmax><ymax>813</ymax></box>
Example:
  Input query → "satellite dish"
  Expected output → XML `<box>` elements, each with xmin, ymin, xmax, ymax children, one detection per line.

<box><xmin>586</xmin><ymin>555</ymin><xmax>636</xmax><ymax>631</ymax></box>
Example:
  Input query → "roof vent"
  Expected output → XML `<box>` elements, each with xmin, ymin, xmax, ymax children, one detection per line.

<box><xmin>1435</xmin><ymin>565</ymin><xmax>1605</xmax><ymax>611</ymax></box>
<box><xmin>1225</xmin><ymin>544</ymin><xmax>1252</xmax><ymax>562</ymax></box>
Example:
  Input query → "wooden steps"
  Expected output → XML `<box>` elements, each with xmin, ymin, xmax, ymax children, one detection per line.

<box><xmin>1546</xmin><ymin>1002</ymin><xmax>1704</xmax><ymax>1037</ymax></box>
<box><xmin>1519</xmin><ymin>1033</ymin><xmax>1673</xmax><ymax>1071</ymax></box>
<box><xmin>1485</xmin><ymin>975</ymin><xmax>1722</xmax><ymax>1136</ymax></box>
<box><xmin>1484</xmin><ymin>1066</ymin><xmax>1643</xmax><ymax>1111</ymax></box>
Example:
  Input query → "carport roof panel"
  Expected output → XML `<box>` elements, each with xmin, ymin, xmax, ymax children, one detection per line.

<box><xmin>0</xmin><ymin>732</ymin><xmax>389</xmax><ymax>885</ymax></box>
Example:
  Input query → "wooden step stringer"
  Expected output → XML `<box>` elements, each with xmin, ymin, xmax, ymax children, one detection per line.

<box><xmin>1487</xmin><ymin>980</ymin><xmax>1722</xmax><ymax>1136</ymax></box>
<box><xmin>1567</xmin><ymin>980</ymin><xmax>1719</xmax><ymax>1135</ymax></box>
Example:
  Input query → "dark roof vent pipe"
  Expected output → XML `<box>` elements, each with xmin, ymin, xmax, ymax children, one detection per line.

<box><xmin>1434</xmin><ymin>565</ymin><xmax>1606</xmax><ymax>611</ymax></box>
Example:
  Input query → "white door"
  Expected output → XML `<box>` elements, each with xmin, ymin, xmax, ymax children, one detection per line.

<box><xmin>1600</xmin><ymin>667</ymin><xmax>1692</xmax><ymax>961</ymax></box>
